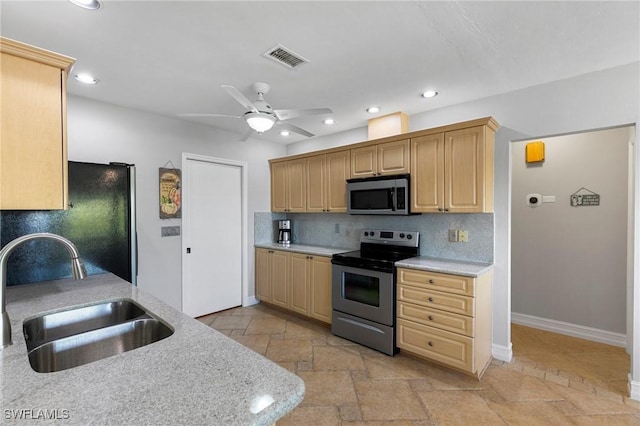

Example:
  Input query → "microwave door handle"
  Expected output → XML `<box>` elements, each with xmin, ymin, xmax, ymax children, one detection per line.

<box><xmin>390</xmin><ymin>188</ymin><xmax>396</xmax><ymax>211</ymax></box>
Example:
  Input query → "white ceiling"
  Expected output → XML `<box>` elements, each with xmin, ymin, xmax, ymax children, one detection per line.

<box><xmin>1</xmin><ymin>1</ymin><xmax>638</xmax><ymax>144</ymax></box>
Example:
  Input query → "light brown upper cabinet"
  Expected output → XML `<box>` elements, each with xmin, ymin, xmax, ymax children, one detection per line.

<box><xmin>350</xmin><ymin>139</ymin><xmax>410</xmax><ymax>178</ymax></box>
<box><xmin>271</xmin><ymin>159</ymin><xmax>307</xmax><ymax>212</ymax></box>
<box><xmin>0</xmin><ymin>37</ymin><xmax>75</xmax><ymax>210</ymax></box>
<box><xmin>411</xmin><ymin>125</ymin><xmax>494</xmax><ymax>213</ymax></box>
<box><xmin>306</xmin><ymin>150</ymin><xmax>350</xmax><ymax>213</ymax></box>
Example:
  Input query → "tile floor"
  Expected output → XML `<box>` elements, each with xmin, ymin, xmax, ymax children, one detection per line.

<box><xmin>198</xmin><ymin>305</ymin><xmax>640</xmax><ymax>425</ymax></box>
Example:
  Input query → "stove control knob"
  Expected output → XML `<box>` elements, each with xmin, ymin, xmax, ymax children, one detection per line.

<box><xmin>399</xmin><ymin>233</ymin><xmax>405</xmax><ymax>238</ymax></box>
<box><xmin>369</xmin><ymin>231</ymin><xmax>375</xmax><ymax>237</ymax></box>
<box><xmin>406</xmin><ymin>234</ymin><xmax>413</xmax><ymax>240</ymax></box>
<box><xmin>364</xmin><ymin>232</ymin><xmax>369</xmax><ymax>236</ymax></box>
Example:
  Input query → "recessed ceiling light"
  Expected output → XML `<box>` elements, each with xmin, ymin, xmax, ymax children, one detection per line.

<box><xmin>323</xmin><ymin>118</ymin><xmax>336</xmax><ymax>125</ymax></box>
<box><xmin>421</xmin><ymin>90</ymin><xmax>439</xmax><ymax>98</ymax></box>
<box><xmin>366</xmin><ymin>106</ymin><xmax>381</xmax><ymax>113</ymax></box>
<box><xmin>73</xmin><ymin>73</ymin><xmax>99</xmax><ymax>85</ymax></box>
<box><xmin>280</xmin><ymin>130</ymin><xmax>290</xmax><ymax>136</ymax></box>
<box><xmin>68</xmin><ymin>0</ymin><xmax>101</xmax><ymax>10</ymax></box>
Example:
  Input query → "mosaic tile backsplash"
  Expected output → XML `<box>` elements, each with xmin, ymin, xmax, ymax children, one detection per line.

<box><xmin>255</xmin><ymin>212</ymin><xmax>493</xmax><ymax>263</ymax></box>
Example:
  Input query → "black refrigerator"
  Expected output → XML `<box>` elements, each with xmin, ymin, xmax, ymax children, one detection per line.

<box><xmin>1</xmin><ymin>161</ymin><xmax>137</xmax><ymax>286</ymax></box>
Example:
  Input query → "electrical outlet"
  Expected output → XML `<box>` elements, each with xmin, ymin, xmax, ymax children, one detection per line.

<box><xmin>448</xmin><ymin>229</ymin><xmax>458</xmax><ymax>242</ymax></box>
<box><xmin>458</xmin><ymin>230</ymin><xmax>469</xmax><ymax>242</ymax></box>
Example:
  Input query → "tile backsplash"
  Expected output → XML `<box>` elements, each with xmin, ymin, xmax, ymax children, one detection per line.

<box><xmin>255</xmin><ymin>212</ymin><xmax>493</xmax><ymax>263</ymax></box>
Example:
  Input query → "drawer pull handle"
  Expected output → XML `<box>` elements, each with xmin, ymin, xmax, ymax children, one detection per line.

<box><xmin>428</xmin><ymin>341</ymin><xmax>434</xmax><ymax>347</ymax></box>
<box><xmin>428</xmin><ymin>297</ymin><xmax>434</xmax><ymax>302</ymax></box>
<box><xmin>429</xmin><ymin>279</ymin><xmax>434</xmax><ymax>284</ymax></box>
<box><xmin>428</xmin><ymin>315</ymin><xmax>434</xmax><ymax>321</ymax></box>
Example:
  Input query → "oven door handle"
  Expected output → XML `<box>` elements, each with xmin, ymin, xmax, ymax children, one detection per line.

<box><xmin>336</xmin><ymin>317</ymin><xmax>386</xmax><ymax>334</ymax></box>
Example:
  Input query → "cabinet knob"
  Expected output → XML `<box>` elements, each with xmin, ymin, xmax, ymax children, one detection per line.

<box><xmin>438</xmin><ymin>208</ymin><xmax>443</xmax><ymax>212</ymax></box>
<box><xmin>428</xmin><ymin>279</ymin><xmax>434</xmax><ymax>284</ymax></box>
<box><xmin>444</xmin><ymin>208</ymin><xmax>449</xmax><ymax>212</ymax></box>
<box><xmin>428</xmin><ymin>297</ymin><xmax>434</xmax><ymax>302</ymax></box>
<box><xmin>428</xmin><ymin>315</ymin><xmax>434</xmax><ymax>321</ymax></box>
<box><xmin>428</xmin><ymin>341</ymin><xmax>434</xmax><ymax>347</ymax></box>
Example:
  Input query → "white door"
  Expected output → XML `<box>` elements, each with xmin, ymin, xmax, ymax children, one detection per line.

<box><xmin>182</xmin><ymin>154</ymin><xmax>245</xmax><ymax>317</ymax></box>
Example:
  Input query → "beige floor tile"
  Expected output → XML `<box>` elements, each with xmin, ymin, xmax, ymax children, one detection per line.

<box><xmin>265</xmin><ymin>338</ymin><xmax>313</xmax><ymax>363</ymax></box>
<box><xmin>486</xmin><ymin>400</ymin><xmax>574</xmax><ymax>426</ymax></box>
<box><xmin>297</xmin><ymin>370</ymin><xmax>358</xmax><ymax>406</ymax></box>
<box><xmin>416</xmin><ymin>390</ymin><xmax>505</xmax><ymax>425</ymax></box>
<box><xmin>569</xmin><ymin>414</ymin><xmax>640</xmax><ymax>425</ymax></box>
<box><xmin>482</xmin><ymin>367</ymin><xmax>563</xmax><ymax>402</ymax></box>
<box><xmin>354</xmin><ymin>379</ymin><xmax>429</xmax><ymax>421</ymax></box>
<box><xmin>276</xmin><ymin>405</ymin><xmax>341</xmax><ymax>425</ymax></box>
<box><xmin>362</xmin><ymin>353</ymin><xmax>430</xmax><ymax>380</ymax></box>
<box><xmin>228</xmin><ymin>334</ymin><xmax>270</xmax><ymax>355</ymax></box>
<box><xmin>209</xmin><ymin>314</ymin><xmax>252</xmax><ymax>330</ymax></box>
<box><xmin>547</xmin><ymin>382</ymin><xmax>640</xmax><ymax>416</ymax></box>
<box><xmin>313</xmin><ymin>345</ymin><xmax>366</xmax><ymax>371</ymax></box>
<box><xmin>284</xmin><ymin>321</ymin><xmax>328</xmax><ymax>340</ymax></box>
<box><xmin>244</xmin><ymin>317</ymin><xmax>287</xmax><ymax>335</ymax></box>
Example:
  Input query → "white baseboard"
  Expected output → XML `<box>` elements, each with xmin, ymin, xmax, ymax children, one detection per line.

<box><xmin>629</xmin><ymin>374</ymin><xmax>640</xmax><ymax>401</ymax></box>
<box><xmin>511</xmin><ymin>312</ymin><xmax>626</xmax><ymax>347</ymax></box>
<box><xmin>492</xmin><ymin>343</ymin><xmax>513</xmax><ymax>362</ymax></box>
<box><xmin>243</xmin><ymin>296</ymin><xmax>260</xmax><ymax>307</ymax></box>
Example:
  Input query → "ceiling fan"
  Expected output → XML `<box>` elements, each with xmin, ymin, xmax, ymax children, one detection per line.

<box><xmin>179</xmin><ymin>82</ymin><xmax>333</xmax><ymax>140</ymax></box>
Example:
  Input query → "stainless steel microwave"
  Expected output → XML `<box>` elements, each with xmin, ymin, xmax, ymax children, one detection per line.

<box><xmin>346</xmin><ymin>174</ymin><xmax>413</xmax><ymax>215</ymax></box>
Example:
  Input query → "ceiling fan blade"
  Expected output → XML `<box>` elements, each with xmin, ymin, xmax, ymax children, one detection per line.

<box><xmin>274</xmin><ymin>108</ymin><xmax>333</xmax><ymax>121</ymax></box>
<box><xmin>222</xmin><ymin>85</ymin><xmax>258</xmax><ymax>112</ymax></box>
<box><xmin>238</xmin><ymin>128</ymin><xmax>254</xmax><ymax>142</ymax></box>
<box><xmin>178</xmin><ymin>113</ymin><xmax>241</xmax><ymax>119</ymax></box>
<box><xmin>276</xmin><ymin>122</ymin><xmax>314</xmax><ymax>138</ymax></box>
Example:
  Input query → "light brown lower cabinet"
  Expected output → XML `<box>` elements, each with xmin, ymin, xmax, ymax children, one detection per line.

<box><xmin>396</xmin><ymin>267</ymin><xmax>493</xmax><ymax>379</ymax></box>
<box><xmin>255</xmin><ymin>248</ymin><xmax>332</xmax><ymax>324</ymax></box>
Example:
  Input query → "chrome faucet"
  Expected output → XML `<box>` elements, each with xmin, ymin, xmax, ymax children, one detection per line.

<box><xmin>1</xmin><ymin>233</ymin><xmax>87</xmax><ymax>348</ymax></box>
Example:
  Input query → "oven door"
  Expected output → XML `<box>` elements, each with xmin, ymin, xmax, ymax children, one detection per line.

<box><xmin>331</xmin><ymin>264</ymin><xmax>394</xmax><ymax>326</ymax></box>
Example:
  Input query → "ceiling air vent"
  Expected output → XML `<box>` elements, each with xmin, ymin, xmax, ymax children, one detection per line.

<box><xmin>263</xmin><ymin>44</ymin><xmax>309</xmax><ymax>70</ymax></box>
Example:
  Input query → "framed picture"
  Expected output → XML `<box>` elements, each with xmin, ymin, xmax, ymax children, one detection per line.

<box><xmin>159</xmin><ymin>168</ymin><xmax>181</xmax><ymax>219</ymax></box>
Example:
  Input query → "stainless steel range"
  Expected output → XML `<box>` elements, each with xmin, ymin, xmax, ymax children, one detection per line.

<box><xmin>331</xmin><ymin>229</ymin><xmax>419</xmax><ymax>355</ymax></box>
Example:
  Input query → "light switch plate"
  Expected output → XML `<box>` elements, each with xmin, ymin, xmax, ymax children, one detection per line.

<box><xmin>161</xmin><ymin>226</ymin><xmax>181</xmax><ymax>237</ymax></box>
<box><xmin>448</xmin><ymin>229</ymin><xmax>458</xmax><ymax>242</ymax></box>
<box><xmin>458</xmin><ymin>230</ymin><xmax>469</xmax><ymax>243</ymax></box>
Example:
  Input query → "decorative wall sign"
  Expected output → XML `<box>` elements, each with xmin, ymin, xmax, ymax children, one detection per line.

<box><xmin>159</xmin><ymin>167</ymin><xmax>181</xmax><ymax>219</ymax></box>
<box><xmin>570</xmin><ymin>187</ymin><xmax>600</xmax><ymax>207</ymax></box>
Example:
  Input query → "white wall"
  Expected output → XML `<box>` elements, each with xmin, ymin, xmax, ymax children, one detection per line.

<box><xmin>286</xmin><ymin>62</ymin><xmax>640</xmax><ymax>363</ymax></box>
<box><xmin>67</xmin><ymin>95</ymin><xmax>286</xmax><ymax>310</ymax></box>
<box><xmin>511</xmin><ymin>127</ymin><xmax>630</xmax><ymax>335</ymax></box>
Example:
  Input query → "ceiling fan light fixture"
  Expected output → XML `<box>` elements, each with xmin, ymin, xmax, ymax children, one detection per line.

<box><xmin>245</xmin><ymin>113</ymin><xmax>276</xmax><ymax>133</ymax></box>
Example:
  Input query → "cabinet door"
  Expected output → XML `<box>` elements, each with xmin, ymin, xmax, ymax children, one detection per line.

<box><xmin>410</xmin><ymin>134</ymin><xmax>444</xmax><ymax>212</ymax></box>
<box><xmin>378</xmin><ymin>139</ymin><xmax>410</xmax><ymax>175</ymax></box>
<box><xmin>270</xmin><ymin>250</ymin><xmax>290</xmax><ymax>308</ymax></box>
<box><xmin>255</xmin><ymin>249</ymin><xmax>272</xmax><ymax>302</ymax></box>
<box><xmin>309</xmin><ymin>256</ymin><xmax>332</xmax><ymax>324</ymax></box>
<box><xmin>1</xmin><ymin>53</ymin><xmax>66</xmax><ymax>209</ymax></box>
<box><xmin>444</xmin><ymin>126</ymin><xmax>486</xmax><ymax>213</ymax></box>
<box><xmin>306</xmin><ymin>155</ymin><xmax>326</xmax><ymax>213</ymax></box>
<box><xmin>350</xmin><ymin>145</ymin><xmax>377</xmax><ymax>178</ymax></box>
<box><xmin>287</xmin><ymin>159</ymin><xmax>307</xmax><ymax>212</ymax></box>
<box><xmin>289</xmin><ymin>253</ymin><xmax>310</xmax><ymax>315</ymax></box>
<box><xmin>325</xmin><ymin>150</ymin><xmax>350</xmax><ymax>212</ymax></box>
<box><xmin>270</xmin><ymin>162</ymin><xmax>288</xmax><ymax>212</ymax></box>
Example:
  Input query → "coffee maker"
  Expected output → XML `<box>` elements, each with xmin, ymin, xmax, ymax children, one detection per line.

<box><xmin>278</xmin><ymin>219</ymin><xmax>292</xmax><ymax>246</ymax></box>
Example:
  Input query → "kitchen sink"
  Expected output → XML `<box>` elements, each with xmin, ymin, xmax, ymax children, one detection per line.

<box><xmin>23</xmin><ymin>299</ymin><xmax>174</xmax><ymax>373</ymax></box>
<box><xmin>24</xmin><ymin>300</ymin><xmax>147</xmax><ymax>350</ymax></box>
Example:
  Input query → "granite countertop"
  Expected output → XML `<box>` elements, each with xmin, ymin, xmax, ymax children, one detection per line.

<box><xmin>2</xmin><ymin>273</ymin><xmax>304</xmax><ymax>425</ymax></box>
<box><xmin>395</xmin><ymin>256</ymin><xmax>493</xmax><ymax>277</ymax></box>
<box><xmin>254</xmin><ymin>242</ymin><xmax>351</xmax><ymax>257</ymax></box>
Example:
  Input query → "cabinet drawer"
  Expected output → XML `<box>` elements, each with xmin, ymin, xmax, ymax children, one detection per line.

<box><xmin>397</xmin><ymin>318</ymin><xmax>473</xmax><ymax>373</ymax></box>
<box><xmin>397</xmin><ymin>301</ymin><xmax>474</xmax><ymax>337</ymax></box>
<box><xmin>398</xmin><ymin>284</ymin><xmax>474</xmax><ymax>316</ymax></box>
<box><xmin>398</xmin><ymin>268</ymin><xmax>475</xmax><ymax>296</ymax></box>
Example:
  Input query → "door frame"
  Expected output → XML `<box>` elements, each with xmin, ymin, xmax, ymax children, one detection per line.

<box><xmin>181</xmin><ymin>152</ymin><xmax>249</xmax><ymax>313</ymax></box>
<box><xmin>499</xmin><ymin>123</ymin><xmax>639</xmax><ymax>400</ymax></box>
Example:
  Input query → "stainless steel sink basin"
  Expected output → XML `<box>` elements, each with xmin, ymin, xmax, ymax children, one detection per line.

<box><xmin>24</xmin><ymin>300</ymin><xmax>147</xmax><ymax>350</ymax></box>
<box><xmin>23</xmin><ymin>299</ymin><xmax>174</xmax><ymax>373</ymax></box>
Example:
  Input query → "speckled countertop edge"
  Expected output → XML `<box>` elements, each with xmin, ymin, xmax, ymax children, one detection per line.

<box><xmin>254</xmin><ymin>242</ymin><xmax>351</xmax><ymax>257</ymax></box>
<box><xmin>2</xmin><ymin>273</ymin><xmax>304</xmax><ymax>426</ymax></box>
<box><xmin>395</xmin><ymin>256</ymin><xmax>494</xmax><ymax>277</ymax></box>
